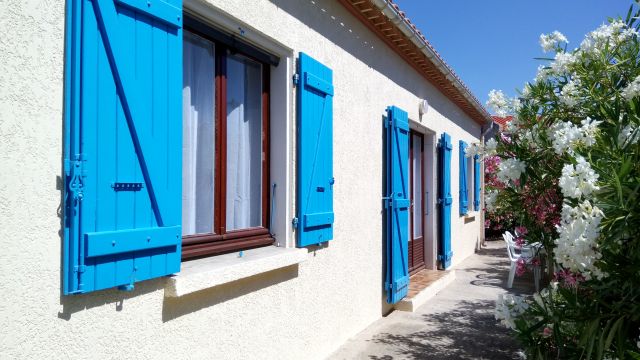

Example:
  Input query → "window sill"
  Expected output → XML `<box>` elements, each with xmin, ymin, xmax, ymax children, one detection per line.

<box><xmin>164</xmin><ymin>246</ymin><xmax>307</xmax><ymax>297</ymax></box>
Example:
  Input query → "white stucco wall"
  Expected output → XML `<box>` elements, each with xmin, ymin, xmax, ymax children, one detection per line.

<box><xmin>0</xmin><ymin>0</ymin><xmax>484</xmax><ymax>358</ymax></box>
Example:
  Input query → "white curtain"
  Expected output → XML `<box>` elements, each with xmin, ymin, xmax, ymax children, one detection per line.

<box><xmin>226</xmin><ymin>55</ymin><xmax>262</xmax><ymax>230</ymax></box>
<box><xmin>182</xmin><ymin>32</ymin><xmax>215</xmax><ymax>235</ymax></box>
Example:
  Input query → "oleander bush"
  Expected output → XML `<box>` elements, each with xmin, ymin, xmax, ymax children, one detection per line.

<box><xmin>478</xmin><ymin>3</ymin><xmax>640</xmax><ymax>358</ymax></box>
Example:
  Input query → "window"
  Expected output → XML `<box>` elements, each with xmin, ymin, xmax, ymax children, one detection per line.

<box><xmin>181</xmin><ymin>23</ymin><xmax>272</xmax><ymax>260</ymax></box>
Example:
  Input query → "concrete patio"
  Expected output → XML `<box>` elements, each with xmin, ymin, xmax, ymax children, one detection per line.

<box><xmin>329</xmin><ymin>239</ymin><xmax>536</xmax><ymax>360</ymax></box>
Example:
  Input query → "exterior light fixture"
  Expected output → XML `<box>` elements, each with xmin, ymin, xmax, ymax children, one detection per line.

<box><xmin>419</xmin><ymin>99</ymin><xmax>429</xmax><ymax>119</ymax></box>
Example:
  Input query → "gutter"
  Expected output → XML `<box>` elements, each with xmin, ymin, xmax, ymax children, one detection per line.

<box><xmin>369</xmin><ymin>0</ymin><xmax>493</xmax><ymax>125</ymax></box>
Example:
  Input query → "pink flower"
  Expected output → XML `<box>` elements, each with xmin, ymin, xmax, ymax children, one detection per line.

<box><xmin>531</xmin><ymin>257</ymin><xmax>541</xmax><ymax>266</ymax></box>
<box><xmin>515</xmin><ymin>237</ymin><xmax>525</xmax><ymax>248</ymax></box>
<box><xmin>554</xmin><ymin>269</ymin><xmax>585</xmax><ymax>288</ymax></box>
<box><xmin>515</xmin><ymin>226</ymin><xmax>528</xmax><ymax>236</ymax></box>
<box><xmin>516</xmin><ymin>258</ymin><xmax>527</xmax><ymax>276</ymax></box>
<box><xmin>542</xmin><ymin>327</ymin><xmax>553</xmax><ymax>338</ymax></box>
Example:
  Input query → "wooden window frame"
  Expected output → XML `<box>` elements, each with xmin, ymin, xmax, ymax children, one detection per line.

<box><xmin>408</xmin><ymin>131</ymin><xmax>426</xmax><ymax>274</ymax></box>
<box><xmin>181</xmin><ymin>25</ymin><xmax>273</xmax><ymax>261</ymax></box>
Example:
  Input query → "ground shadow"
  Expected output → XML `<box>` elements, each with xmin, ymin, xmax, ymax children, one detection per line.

<box><xmin>369</xmin><ymin>300</ymin><xmax>522</xmax><ymax>360</ymax></box>
<box><xmin>359</xmin><ymin>241</ymin><xmax>535</xmax><ymax>359</ymax></box>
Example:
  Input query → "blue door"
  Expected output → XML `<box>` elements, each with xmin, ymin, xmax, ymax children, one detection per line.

<box><xmin>437</xmin><ymin>133</ymin><xmax>453</xmax><ymax>269</ymax></box>
<box><xmin>384</xmin><ymin>106</ymin><xmax>410</xmax><ymax>304</ymax></box>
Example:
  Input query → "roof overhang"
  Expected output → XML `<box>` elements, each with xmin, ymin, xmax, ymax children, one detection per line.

<box><xmin>337</xmin><ymin>0</ymin><xmax>493</xmax><ymax>126</ymax></box>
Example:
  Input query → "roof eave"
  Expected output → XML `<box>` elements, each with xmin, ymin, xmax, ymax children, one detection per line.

<box><xmin>338</xmin><ymin>0</ymin><xmax>493</xmax><ymax>126</ymax></box>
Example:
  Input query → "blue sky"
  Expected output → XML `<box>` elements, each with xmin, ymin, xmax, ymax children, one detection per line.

<box><xmin>393</xmin><ymin>1</ymin><xmax>632</xmax><ymax>107</ymax></box>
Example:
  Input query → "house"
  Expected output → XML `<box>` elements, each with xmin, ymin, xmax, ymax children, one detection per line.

<box><xmin>492</xmin><ymin>115</ymin><xmax>515</xmax><ymax>129</ymax></box>
<box><xmin>0</xmin><ymin>0</ymin><xmax>493</xmax><ymax>358</ymax></box>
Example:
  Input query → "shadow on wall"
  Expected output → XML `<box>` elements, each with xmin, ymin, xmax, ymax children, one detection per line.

<box><xmin>269</xmin><ymin>0</ymin><xmax>480</xmax><ymax>135</ymax></box>
<box><xmin>58</xmin><ymin>264</ymin><xmax>299</xmax><ymax>321</ymax></box>
<box><xmin>58</xmin><ymin>279</ymin><xmax>165</xmax><ymax>320</ymax></box>
<box><xmin>368</xmin><ymin>299</ymin><xmax>521</xmax><ymax>360</ymax></box>
<box><xmin>380</xmin><ymin>114</ymin><xmax>393</xmax><ymax>317</ymax></box>
<box><xmin>162</xmin><ymin>264</ymin><xmax>299</xmax><ymax>322</ymax></box>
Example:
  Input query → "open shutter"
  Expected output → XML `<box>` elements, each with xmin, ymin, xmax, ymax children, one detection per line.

<box><xmin>296</xmin><ymin>52</ymin><xmax>334</xmax><ymax>247</ymax></box>
<box><xmin>438</xmin><ymin>133</ymin><xmax>453</xmax><ymax>269</ymax></box>
<box><xmin>63</xmin><ymin>0</ymin><xmax>182</xmax><ymax>294</ymax></box>
<box><xmin>384</xmin><ymin>106</ymin><xmax>409</xmax><ymax>304</ymax></box>
<box><xmin>474</xmin><ymin>155</ymin><xmax>481</xmax><ymax>211</ymax></box>
<box><xmin>459</xmin><ymin>141</ymin><xmax>468</xmax><ymax>215</ymax></box>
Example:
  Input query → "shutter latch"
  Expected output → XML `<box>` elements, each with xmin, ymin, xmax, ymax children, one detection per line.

<box><xmin>291</xmin><ymin>217</ymin><xmax>299</xmax><ymax>229</ymax></box>
<box><xmin>292</xmin><ymin>73</ymin><xmax>300</xmax><ymax>86</ymax></box>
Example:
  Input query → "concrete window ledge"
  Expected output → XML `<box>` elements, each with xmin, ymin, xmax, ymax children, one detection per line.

<box><xmin>164</xmin><ymin>246</ymin><xmax>307</xmax><ymax>297</ymax></box>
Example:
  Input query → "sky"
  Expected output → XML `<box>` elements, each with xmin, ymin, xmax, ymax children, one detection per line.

<box><xmin>393</xmin><ymin>0</ymin><xmax>632</xmax><ymax>107</ymax></box>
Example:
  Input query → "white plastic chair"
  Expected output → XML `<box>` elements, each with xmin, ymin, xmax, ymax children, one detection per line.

<box><xmin>503</xmin><ymin>231</ymin><xmax>541</xmax><ymax>292</ymax></box>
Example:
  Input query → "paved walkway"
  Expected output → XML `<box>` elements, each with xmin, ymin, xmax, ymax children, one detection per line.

<box><xmin>329</xmin><ymin>240</ymin><xmax>536</xmax><ymax>360</ymax></box>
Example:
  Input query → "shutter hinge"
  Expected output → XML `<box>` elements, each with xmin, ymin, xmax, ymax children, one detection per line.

<box><xmin>292</xmin><ymin>217</ymin><xmax>299</xmax><ymax>229</ymax></box>
<box><xmin>293</xmin><ymin>73</ymin><xmax>300</xmax><ymax>86</ymax></box>
<box><xmin>66</xmin><ymin>154</ymin><xmax>86</xmax><ymax>205</ymax></box>
<box><xmin>74</xmin><ymin>265</ymin><xmax>86</xmax><ymax>274</ymax></box>
<box><xmin>382</xmin><ymin>193</ymin><xmax>393</xmax><ymax>208</ymax></box>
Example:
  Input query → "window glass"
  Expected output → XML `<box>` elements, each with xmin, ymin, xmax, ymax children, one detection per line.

<box><xmin>182</xmin><ymin>32</ymin><xmax>216</xmax><ymax>235</ymax></box>
<box><xmin>225</xmin><ymin>54</ymin><xmax>263</xmax><ymax>230</ymax></box>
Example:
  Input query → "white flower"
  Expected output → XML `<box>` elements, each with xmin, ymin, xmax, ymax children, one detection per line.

<box><xmin>465</xmin><ymin>143</ymin><xmax>482</xmax><ymax>158</ymax></box>
<box><xmin>554</xmin><ymin>200</ymin><xmax>605</xmax><ymax>280</ymax></box>
<box><xmin>549</xmin><ymin>119</ymin><xmax>601</xmax><ymax>155</ymax></box>
<box><xmin>485</xmin><ymin>190</ymin><xmax>498</xmax><ymax>212</ymax></box>
<box><xmin>486</xmin><ymin>89</ymin><xmax>510</xmax><ymax>117</ymax></box>
<box><xmin>621</xmin><ymin>75</ymin><xmax>640</xmax><ymax>100</ymax></box>
<box><xmin>535</xmin><ymin>65</ymin><xmax>552</xmax><ymax>83</ymax></box>
<box><xmin>580</xmin><ymin>20</ymin><xmax>638</xmax><ymax>55</ymax></box>
<box><xmin>497</xmin><ymin>158</ymin><xmax>526</xmax><ymax>184</ymax></box>
<box><xmin>580</xmin><ymin>118</ymin><xmax>602</xmax><ymax>147</ymax></box>
<box><xmin>504</xmin><ymin>116</ymin><xmax>520</xmax><ymax>135</ymax></box>
<box><xmin>550</xmin><ymin>121</ymin><xmax>583</xmax><ymax>155</ymax></box>
<box><xmin>559</xmin><ymin>156</ymin><xmax>600</xmax><ymax>199</ymax></box>
<box><xmin>551</xmin><ymin>52</ymin><xmax>576</xmax><ymax>75</ymax></box>
<box><xmin>495</xmin><ymin>294</ymin><xmax>529</xmax><ymax>330</ymax></box>
<box><xmin>559</xmin><ymin>78</ymin><xmax>581</xmax><ymax>108</ymax></box>
<box><xmin>521</xmin><ymin>124</ymin><xmax>544</xmax><ymax>150</ymax></box>
<box><xmin>485</xmin><ymin>138</ymin><xmax>498</xmax><ymax>155</ymax></box>
<box><xmin>540</xmin><ymin>31</ymin><xmax>568</xmax><ymax>52</ymax></box>
<box><xmin>618</xmin><ymin>124</ymin><xmax>640</xmax><ymax>146</ymax></box>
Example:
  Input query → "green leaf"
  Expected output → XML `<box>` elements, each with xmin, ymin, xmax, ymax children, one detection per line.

<box><xmin>604</xmin><ymin>316</ymin><xmax>624</xmax><ymax>351</ymax></box>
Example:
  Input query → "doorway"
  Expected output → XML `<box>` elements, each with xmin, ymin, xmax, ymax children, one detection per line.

<box><xmin>409</xmin><ymin>131</ymin><xmax>425</xmax><ymax>274</ymax></box>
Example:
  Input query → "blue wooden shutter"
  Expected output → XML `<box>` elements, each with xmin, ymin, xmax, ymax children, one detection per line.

<box><xmin>63</xmin><ymin>0</ymin><xmax>182</xmax><ymax>294</ymax></box>
<box><xmin>296</xmin><ymin>52</ymin><xmax>334</xmax><ymax>247</ymax></box>
<box><xmin>474</xmin><ymin>155</ymin><xmax>481</xmax><ymax>211</ymax></box>
<box><xmin>384</xmin><ymin>106</ymin><xmax>410</xmax><ymax>304</ymax></box>
<box><xmin>459</xmin><ymin>141</ymin><xmax>468</xmax><ymax>215</ymax></box>
<box><xmin>438</xmin><ymin>133</ymin><xmax>453</xmax><ymax>269</ymax></box>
